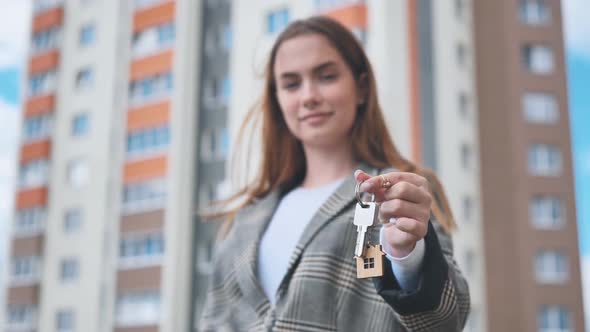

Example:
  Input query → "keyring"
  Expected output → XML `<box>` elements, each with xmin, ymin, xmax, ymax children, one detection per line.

<box><xmin>355</xmin><ymin>181</ymin><xmax>375</xmax><ymax>208</ymax></box>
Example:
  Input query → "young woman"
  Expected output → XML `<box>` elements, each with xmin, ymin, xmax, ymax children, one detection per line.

<box><xmin>199</xmin><ymin>16</ymin><xmax>470</xmax><ymax>331</ymax></box>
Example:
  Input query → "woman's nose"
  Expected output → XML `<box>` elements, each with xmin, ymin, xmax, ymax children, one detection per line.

<box><xmin>301</xmin><ymin>81</ymin><xmax>320</xmax><ymax>109</ymax></box>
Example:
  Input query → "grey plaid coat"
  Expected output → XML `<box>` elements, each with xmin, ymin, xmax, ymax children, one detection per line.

<box><xmin>198</xmin><ymin>166</ymin><xmax>470</xmax><ymax>331</ymax></box>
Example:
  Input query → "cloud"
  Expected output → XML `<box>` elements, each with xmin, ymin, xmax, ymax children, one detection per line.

<box><xmin>563</xmin><ymin>0</ymin><xmax>590</xmax><ymax>57</ymax></box>
<box><xmin>0</xmin><ymin>1</ymin><xmax>32</xmax><ymax>68</ymax></box>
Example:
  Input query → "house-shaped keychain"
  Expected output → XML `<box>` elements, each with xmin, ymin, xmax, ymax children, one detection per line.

<box><xmin>355</xmin><ymin>244</ymin><xmax>385</xmax><ymax>278</ymax></box>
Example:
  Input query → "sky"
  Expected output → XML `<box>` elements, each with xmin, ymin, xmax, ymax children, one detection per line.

<box><xmin>0</xmin><ymin>0</ymin><xmax>588</xmax><ymax>328</ymax></box>
<box><xmin>0</xmin><ymin>0</ymin><xmax>31</xmax><ymax>310</ymax></box>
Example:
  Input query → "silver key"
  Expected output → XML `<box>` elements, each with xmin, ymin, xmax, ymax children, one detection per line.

<box><xmin>353</xmin><ymin>201</ymin><xmax>378</xmax><ymax>257</ymax></box>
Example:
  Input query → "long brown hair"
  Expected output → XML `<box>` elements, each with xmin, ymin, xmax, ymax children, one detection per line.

<box><xmin>208</xmin><ymin>16</ymin><xmax>456</xmax><ymax>235</ymax></box>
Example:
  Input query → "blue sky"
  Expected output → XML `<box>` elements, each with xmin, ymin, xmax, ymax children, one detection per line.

<box><xmin>568</xmin><ymin>53</ymin><xmax>590</xmax><ymax>255</ymax></box>
<box><xmin>0</xmin><ymin>0</ymin><xmax>588</xmax><ymax>326</ymax></box>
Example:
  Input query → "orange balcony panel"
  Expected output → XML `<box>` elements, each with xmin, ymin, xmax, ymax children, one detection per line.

<box><xmin>323</xmin><ymin>3</ymin><xmax>367</xmax><ymax>28</ymax></box>
<box><xmin>133</xmin><ymin>1</ymin><xmax>175</xmax><ymax>33</ymax></box>
<box><xmin>124</xmin><ymin>156</ymin><xmax>167</xmax><ymax>184</ymax></box>
<box><xmin>17</xmin><ymin>187</ymin><xmax>48</xmax><ymax>209</ymax></box>
<box><xmin>25</xmin><ymin>95</ymin><xmax>55</xmax><ymax>117</ymax></box>
<box><xmin>11</xmin><ymin>235</ymin><xmax>44</xmax><ymax>256</ymax></box>
<box><xmin>7</xmin><ymin>285</ymin><xmax>40</xmax><ymax>304</ymax></box>
<box><xmin>33</xmin><ymin>7</ymin><xmax>64</xmax><ymax>33</ymax></box>
<box><xmin>127</xmin><ymin>101</ymin><xmax>170</xmax><ymax>131</ymax></box>
<box><xmin>29</xmin><ymin>50</ymin><xmax>59</xmax><ymax>75</ymax></box>
<box><xmin>20</xmin><ymin>140</ymin><xmax>51</xmax><ymax>164</ymax></box>
<box><xmin>130</xmin><ymin>50</ymin><xmax>173</xmax><ymax>81</ymax></box>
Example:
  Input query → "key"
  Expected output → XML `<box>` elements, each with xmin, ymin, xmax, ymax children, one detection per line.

<box><xmin>353</xmin><ymin>201</ymin><xmax>378</xmax><ymax>258</ymax></box>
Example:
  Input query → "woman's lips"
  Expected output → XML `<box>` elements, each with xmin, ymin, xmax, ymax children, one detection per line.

<box><xmin>300</xmin><ymin>112</ymin><xmax>334</xmax><ymax>124</ymax></box>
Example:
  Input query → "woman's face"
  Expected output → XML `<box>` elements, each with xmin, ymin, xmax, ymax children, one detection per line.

<box><xmin>273</xmin><ymin>34</ymin><xmax>363</xmax><ymax>149</ymax></box>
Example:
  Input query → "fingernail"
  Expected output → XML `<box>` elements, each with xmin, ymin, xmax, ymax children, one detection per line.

<box><xmin>354</xmin><ymin>169</ymin><xmax>362</xmax><ymax>177</ymax></box>
<box><xmin>389</xmin><ymin>218</ymin><xmax>397</xmax><ymax>225</ymax></box>
<box><xmin>359</xmin><ymin>182</ymin><xmax>373</xmax><ymax>192</ymax></box>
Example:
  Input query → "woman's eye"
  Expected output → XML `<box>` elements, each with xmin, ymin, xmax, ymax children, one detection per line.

<box><xmin>321</xmin><ymin>74</ymin><xmax>337</xmax><ymax>81</ymax></box>
<box><xmin>282</xmin><ymin>81</ymin><xmax>299</xmax><ymax>90</ymax></box>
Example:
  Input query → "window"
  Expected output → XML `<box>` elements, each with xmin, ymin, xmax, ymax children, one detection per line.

<box><xmin>523</xmin><ymin>44</ymin><xmax>554</xmax><ymax>74</ymax></box>
<box><xmin>60</xmin><ymin>258</ymin><xmax>79</xmax><ymax>282</ymax></box>
<box><xmin>23</xmin><ymin>113</ymin><xmax>52</xmax><ymax>141</ymax></box>
<box><xmin>535</xmin><ymin>250</ymin><xmax>568</xmax><ymax>284</ymax></box>
<box><xmin>72</xmin><ymin>113</ymin><xmax>90</xmax><ymax>136</ymax></box>
<box><xmin>460</xmin><ymin>143</ymin><xmax>471</xmax><ymax>169</ymax></box>
<box><xmin>221</xmin><ymin>76</ymin><xmax>230</xmax><ymax>105</ymax></box>
<box><xmin>129</xmin><ymin>72</ymin><xmax>173</xmax><ymax>105</ymax></box>
<box><xmin>455</xmin><ymin>0</ymin><xmax>465</xmax><ymax>20</ymax></box>
<box><xmin>115</xmin><ymin>291</ymin><xmax>160</xmax><ymax>326</ymax></box>
<box><xmin>11</xmin><ymin>256</ymin><xmax>40</xmax><ymax>283</ymax></box>
<box><xmin>6</xmin><ymin>304</ymin><xmax>36</xmax><ymax>329</ymax></box>
<box><xmin>19</xmin><ymin>159</ymin><xmax>49</xmax><ymax>188</ymax></box>
<box><xmin>56</xmin><ymin>310</ymin><xmax>74</xmax><ymax>332</ymax></box>
<box><xmin>523</xmin><ymin>92</ymin><xmax>559</xmax><ymax>124</ymax></box>
<box><xmin>530</xmin><ymin>195</ymin><xmax>564</xmax><ymax>229</ymax></box>
<box><xmin>64</xmin><ymin>208</ymin><xmax>82</xmax><ymax>233</ymax></box>
<box><xmin>67</xmin><ymin>159</ymin><xmax>89</xmax><ymax>188</ymax></box>
<box><xmin>15</xmin><ymin>206</ymin><xmax>46</xmax><ymax>235</ymax></box>
<box><xmin>126</xmin><ymin>126</ymin><xmax>170</xmax><ymax>157</ymax></box>
<box><xmin>76</xmin><ymin>68</ymin><xmax>94</xmax><ymax>90</ymax></box>
<box><xmin>520</xmin><ymin>0</ymin><xmax>551</xmax><ymax>25</ymax></box>
<box><xmin>222</xmin><ymin>24</ymin><xmax>232</xmax><ymax>51</ymax></box>
<box><xmin>363</xmin><ymin>257</ymin><xmax>375</xmax><ymax>269</ymax></box>
<box><xmin>267</xmin><ymin>8</ymin><xmax>289</xmax><ymax>34</ymax></box>
<box><xmin>459</xmin><ymin>93</ymin><xmax>470</xmax><ymax>118</ymax></box>
<box><xmin>538</xmin><ymin>305</ymin><xmax>571</xmax><ymax>332</ymax></box>
<box><xmin>79</xmin><ymin>23</ymin><xmax>96</xmax><ymax>46</ymax></box>
<box><xmin>463</xmin><ymin>196</ymin><xmax>473</xmax><ymax>223</ymax></box>
<box><xmin>200</xmin><ymin>127</ymin><xmax>229</xmax><ymax>161</ymax></box>
<box><xmin>456</xmin><ymin>43</ymin><xmax>467</xmax><ymax>68</ymax></box>
<box><xmin>197</xmin><ymin>240</ymin><xmax>214</xmax><ymax>273</ymax></box>
<box><xmin>132</xmin><ymin>22</ymin><xmax>175</xmax><ymax>58</ymax></box>
<box><xmin>120</xmin><ymin>232</ymin><xmax>164</xmax><ymax>267</ymax></box>
<box><xmin>464</xmin><ymin>250</ymin><xmax>476</xmax><ymax>276</ymax></box>
<box><xmin>31</xmin><ymin>27</ymin><xmax>60</xmax><ymax>54</ymax></box>
<box><xmin>351</xmin><ymin>27</ymin><xmax>367</xmax><ymax>45</ymax></box>
<box><xmin>122</xmin><ymin>178</ymin><xmax>167</xmax><ymax>213</ymax></box>
<box><xmin>29</xmin><ymin>71</ymin><xmax>57</xmax><ymax>96</ymax></box>
<box><xmin>528</xmin><ymin>144</ymin><xmax>562</xmax><ymax>176</ymax></box>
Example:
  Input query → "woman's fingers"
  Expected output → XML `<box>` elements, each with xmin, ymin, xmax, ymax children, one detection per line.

<box><xmin>358</xmin><ymin>171</ymin><xmax>428</xmax><ymax>193</ymax></box>
<box><xmin>384</xmin><ymin>217</ymin><xmax>428</xmax><ymax>239</ymax></box>
<box><xmin>379</xmin><ymin>198</ymin><xmax>431</xmax><ymax>225</ymax></box>
<box><xmin>381</xmin><ymin>181</ymin><xmax>431</xmax><ymax>205</ymax></box>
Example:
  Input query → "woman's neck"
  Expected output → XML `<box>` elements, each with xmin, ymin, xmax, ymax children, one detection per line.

<box><xmin>300</xmin><ymin>142</ymin><xmax>356</xmax><ymax>189</ymax></box>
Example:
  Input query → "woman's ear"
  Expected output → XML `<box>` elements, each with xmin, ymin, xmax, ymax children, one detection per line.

<box><xmin>357</xmin><ymin>72</ymin><xmax>369</xmax><ymax>105</ymax></box>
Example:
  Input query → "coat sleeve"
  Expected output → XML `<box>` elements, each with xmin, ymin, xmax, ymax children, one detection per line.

<box><xmin>197</xmin><ymin>223</ymin><xmax>242</xmax><ymax>332</ymax></box>
<box><xmin>372</xmin><ymin>218</ymin><xmax>471</xmax><ymax>331</ymax></box>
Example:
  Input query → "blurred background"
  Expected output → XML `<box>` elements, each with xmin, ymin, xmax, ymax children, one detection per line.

<box><xmin>0</xmin><ymin>0</ymin><xmax>588</xmax><ymax>331</ymax></box>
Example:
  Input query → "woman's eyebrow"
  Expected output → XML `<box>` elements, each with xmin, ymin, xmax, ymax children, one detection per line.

<box><xmin>313</xmin><ymin>61</ymin><xmax>338</xmax><ymax>73</ymax></box>
<box><xmin>278</xmin><ymin>61</ymin><xmax>339</xmax><ymax>80</ymax></box>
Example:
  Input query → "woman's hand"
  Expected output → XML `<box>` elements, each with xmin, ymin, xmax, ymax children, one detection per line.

<box><xmin>354</xmin><ymin>169</ymin><xmax>432</xmax><ymax>258</ymax></box>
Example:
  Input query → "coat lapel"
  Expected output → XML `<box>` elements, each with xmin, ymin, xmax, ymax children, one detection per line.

<box><xmin>234</xmin><ymin>190</ymin><xmax>280</xmax><ymax>317</ymax></box>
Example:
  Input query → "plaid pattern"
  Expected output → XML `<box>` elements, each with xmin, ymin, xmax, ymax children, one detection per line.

<box><xmin>199</xmin><ymin>166</ymin><xmax>470</xmax><ymax>331</ymax></box>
